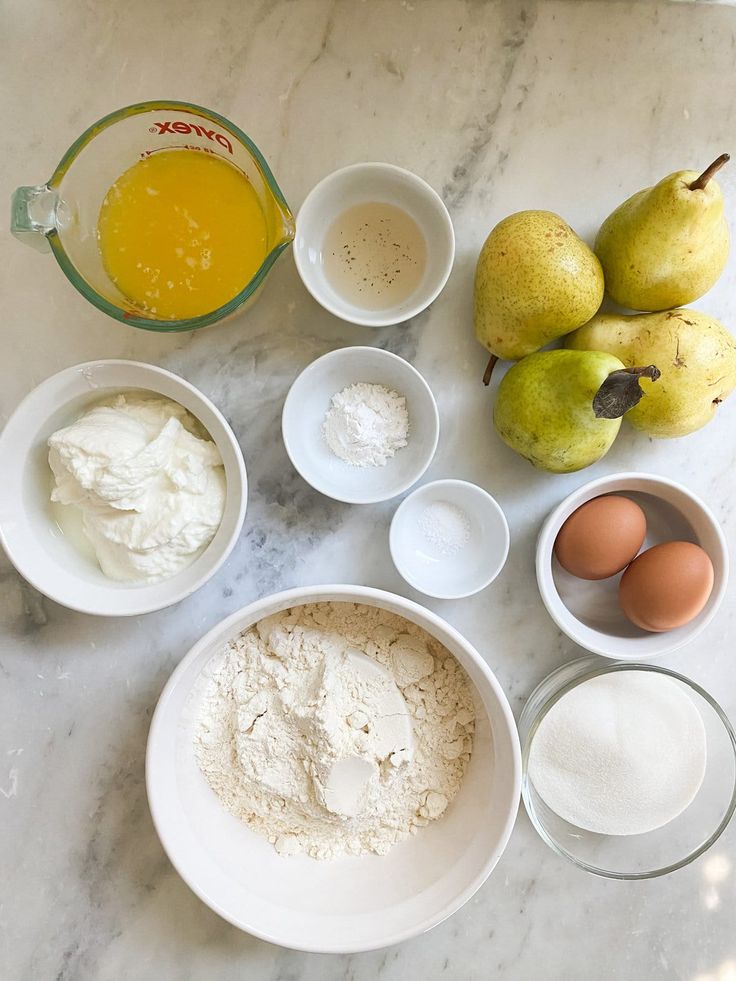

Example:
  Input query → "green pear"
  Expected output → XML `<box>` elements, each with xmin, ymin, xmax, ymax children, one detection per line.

<box><xmin>566</xmin><ymin>309</ymin><xmax>736</xmax><ymax>438</ymax></box>
<box><xmin>595</xmin><ymin>154</ymin><xmax>730</xmax><ymax>311</ymax></box>
<box><xmin>493</xmin><ymin>350</ymin><xmax>660</xmax><ymax>473</ymax></box>
<box><xmin>474</xmin><ymin>211</ymin><xmax>604</xmax><ymax>373</ymax></box>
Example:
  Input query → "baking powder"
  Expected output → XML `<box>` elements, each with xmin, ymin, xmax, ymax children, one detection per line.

<box><xmin>322</xmin><ymin>382</ymin><xmax>409</xmax><ymax>467</ymax></box>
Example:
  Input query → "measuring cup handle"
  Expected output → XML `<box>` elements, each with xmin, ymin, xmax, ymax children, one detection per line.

<box><xmin>11</xmin><ymin>185</ymin><xmax>59</xmax><ymax>253</ymax></box>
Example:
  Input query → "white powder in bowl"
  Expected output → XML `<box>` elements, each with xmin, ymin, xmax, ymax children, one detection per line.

<box><xmin>419</xmin><ymin>501</ymin><xmax>471</xmax><ymax>555</ymax></box>
<box><xmin>528</xmin><ymin>671</ymin><xmax>707</xmax><ymax>836</ymax></box>
<box><xmin>322</xmin><ymin>382</ymin><xmax>409</xmax><ymax>467</ymax></box>
<box><xmin>194</xmin><ymin>602</ymin><xmax>475</xmax><ymax>860</ymax></box>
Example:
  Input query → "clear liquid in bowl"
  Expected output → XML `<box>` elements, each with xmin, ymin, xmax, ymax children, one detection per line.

<box><xmin>322</xmin><ymin>201</ymin><xmax>427</xmax><ymax>310</ymax></box>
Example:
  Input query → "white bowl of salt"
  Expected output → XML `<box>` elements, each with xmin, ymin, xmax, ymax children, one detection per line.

<box><xmin>390</xmin><ymin>479</ymin><xmax>510</xmax><ymax>599</ymax></box>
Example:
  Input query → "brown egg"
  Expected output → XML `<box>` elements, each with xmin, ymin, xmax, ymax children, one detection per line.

<box><xmin>619</xmin><ymin>541</ymin><xmax>714</xmax><ymax>632</ymax></box>
<box><xmin>554</xmin><ymin>495</ymin><xmax>647</xmax><ymax>580</ymax></box>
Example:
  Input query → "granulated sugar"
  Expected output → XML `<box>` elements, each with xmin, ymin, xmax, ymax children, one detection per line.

<box><xmin>528</xmin><ymin>671</ymin><xmax>707</xmax><ymax>836</ymax></box>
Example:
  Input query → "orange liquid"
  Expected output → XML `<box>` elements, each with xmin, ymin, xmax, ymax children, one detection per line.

<box><xmin>97</xmin><ymin>149</ymin><xmax>268</xmax><ymax>319</ymax></box>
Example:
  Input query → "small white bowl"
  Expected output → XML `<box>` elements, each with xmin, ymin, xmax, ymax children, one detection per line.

<box><xmin>282</xmin><ymin>346</ymin><xmax>439</xmax><ymax>504</ymax></box>
<box><xmin>536</xmin><ymin>472</ymin><xmax>728</xmax><ymax>660</ymax></box>
<box><xmin>293</xmin><ymin>162</ymin><xmax>455</xmax><ymax>327</ymax></box>
<box><xmin>390</xmin><ymin>479</ymin><xmax>510</xmax><ymax>599</ymax></box>
<box><xmin>0</xmin><ymin>360</ymin><xmax>247</xmax><ymax>616</ymax></box>
<box><xmin>146</xmin><ymin>584</ymin><xmax>521</xmax><ymax>953</ymax></box>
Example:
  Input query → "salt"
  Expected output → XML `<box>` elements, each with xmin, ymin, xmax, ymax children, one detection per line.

<box><xmin>419</xmin><ymin>501</ymin><xmax>471</xmax><ymax>555</ymax></box>
<box><xmin>528</xmin><ymin>671</ymin><xmax>707</xmax><ymax>836</ymax></box>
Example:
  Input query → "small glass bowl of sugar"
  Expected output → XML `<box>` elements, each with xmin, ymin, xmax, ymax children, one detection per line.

<box><xmin>520</xmin><ymin>656</ymin><xmax>736</xmax><ymax>879</ymax></box>
<box><xmin>389</xmin><ymin>479</ymin><xmax>509</xmax><ymax>599</ymax></box>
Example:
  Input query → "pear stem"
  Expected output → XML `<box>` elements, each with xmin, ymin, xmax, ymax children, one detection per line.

<box><xmin>593</xmin><ymin>365</ymin><xmax>661</xmax><ymax>419</ymax></box>
<box><xmin>483</xmin><ymin>354</ymin><xmax>499</xmax><ymax>386</ymax></box>
<box><xmin>689</xmin><ymin>153</ymin><xmax>730</xmax><ymax>191</ymax></box>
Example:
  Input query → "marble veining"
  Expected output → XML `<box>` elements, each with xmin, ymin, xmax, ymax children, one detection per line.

<box><xmin>2</xmin><ymin>1</ymin><xmax>736</xmax><ymax>978</ymax></box>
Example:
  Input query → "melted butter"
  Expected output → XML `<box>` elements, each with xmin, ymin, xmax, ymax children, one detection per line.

<box><xmin>97</xmin><ymin>149</ymin><xmax>268</xmax><ymax>320</ymax></box>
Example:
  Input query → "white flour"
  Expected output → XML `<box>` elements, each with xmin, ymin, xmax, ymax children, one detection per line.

<box><xmin>194</xmin><ymin>602</ymin><xmax>475</xmax><ymax>859</ymax></box>
<box><xmin>322</xmin><ymin>382</ymin><xmax>409</xmax><ymax>467</ymax></box>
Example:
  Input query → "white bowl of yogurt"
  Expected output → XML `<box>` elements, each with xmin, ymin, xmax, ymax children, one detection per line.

<box><xmin>146</xmin><ymin>584</ymin><xmax>521</xmax><ymax>952</ymax></box>
<box><xmin>0</xmin><ymin>360</ymin><xmax>247</xmax><ymax>616</ymax></box>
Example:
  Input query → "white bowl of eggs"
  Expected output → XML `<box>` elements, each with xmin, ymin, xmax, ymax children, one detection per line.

<box><xmin>536</xmin><ymin>472</ymin><xmax>729</xmax><ymax>660</ymax></box>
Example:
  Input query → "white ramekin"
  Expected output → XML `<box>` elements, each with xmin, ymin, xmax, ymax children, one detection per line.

<box><xmin>293</xmin><ymin>162</ymin><xmax>454</xmax><ymax>327</ymax></box>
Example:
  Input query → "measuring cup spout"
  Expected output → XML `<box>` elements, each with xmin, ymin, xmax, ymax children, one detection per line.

<box><xmin>278</xmin><ymin>203</ymin><xmax>296</xmax><ymax>247</ymax></box>
<box><xmin>11</xmin><ymin>185</ymin><xmax>61</xmax><ymax>253</ymax></box>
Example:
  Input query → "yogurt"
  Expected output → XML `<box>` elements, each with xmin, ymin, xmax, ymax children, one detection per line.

<box><xmin>47</xmin><ymin>393</ymin><xmax>226</xmax><ymax>583</ymax></box>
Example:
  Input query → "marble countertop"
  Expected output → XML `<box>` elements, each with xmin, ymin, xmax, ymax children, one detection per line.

<box><xmin>3</xmin><ymin>0</ymin><xmax>736</xmax><ymax>978</ymax></box>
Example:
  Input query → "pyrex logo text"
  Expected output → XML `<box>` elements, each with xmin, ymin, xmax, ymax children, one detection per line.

<box><xmin>150</xmin><ymin>121</ymin><xmax>233</xmax><ymax>155</ymax></box>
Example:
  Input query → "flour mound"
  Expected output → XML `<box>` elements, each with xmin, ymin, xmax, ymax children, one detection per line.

<box><xmin>194</xmin><ymin>602</ymin><xmax>475</xmax><ymax>860</ymax></box>
<box><xmin>322</xmin><ymin>382</ymin><xmax>409</xmax><ymax>467</ymax></box>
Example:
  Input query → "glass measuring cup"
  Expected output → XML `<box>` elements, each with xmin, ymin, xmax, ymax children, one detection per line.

<box><xmin>11</xmin><ymin>100</ymin><xmax>295</xmax><ymax>332</ymax></box>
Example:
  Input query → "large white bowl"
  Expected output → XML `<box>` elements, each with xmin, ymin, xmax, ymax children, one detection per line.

<box><xmin>0</xmin><ymin>360</ymin><xmax>247</xmax><ymax>616</ymax></box>
<box><xmin>146</xmin><ymin>585</ymin><xmax>521</xmax><ymax>953</ymax></box>
<box><xmin>293</xmin><ymin>162</ymin><xmax>455</xmax><ymax>327</ymax></box>
<box><xmin>282</xmin><ymin>346</ymin><xmax>439</xmax><ymax>504</ymax></box>
<box><xmin>536</xmin><ymin>473</ymin><xmax>728</xmax><ymax>660</ymax></box>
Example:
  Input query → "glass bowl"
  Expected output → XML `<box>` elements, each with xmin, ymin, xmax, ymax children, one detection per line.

<box><xmin>520</xmin><ymin>656</ymin><xmax>736</xmax><ymax>879</ymax></box>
